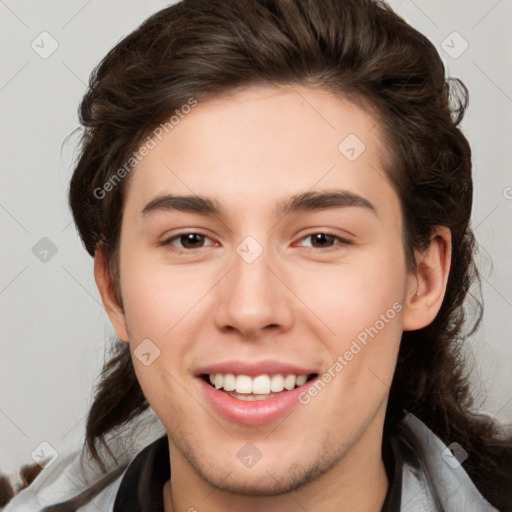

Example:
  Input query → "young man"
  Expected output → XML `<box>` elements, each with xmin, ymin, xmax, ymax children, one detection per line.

<box><xmin>3</xmin><ymin>0</ymin><xmax>511</xmax><ymax>511</ymax></box>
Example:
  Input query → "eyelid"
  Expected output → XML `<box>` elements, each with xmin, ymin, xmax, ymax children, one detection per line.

<box><xmin>294</xmin><ymin>231</ymin><xmax>353</xmax><ymax>250</ymax></box>
<box><xmin>160</xmin><ymin>231</ymin><xmax>218</xmax><ymax>250</ymax></box>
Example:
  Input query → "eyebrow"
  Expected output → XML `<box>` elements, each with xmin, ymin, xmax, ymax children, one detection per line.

<box><xmin>141</xmin><ymin>190</ymin><xmax>377</xmax><ymax>218</ymax></box>
<box><xmin>277</xmin><ymin>190</ymin><xmax>377</xmax><ymax>217</ymax></box>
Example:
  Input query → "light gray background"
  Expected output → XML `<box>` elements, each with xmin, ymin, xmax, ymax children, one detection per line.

<box><xmin>1</xmin><ymin>0</ymin><xmax>511</xmax><ymax>474</ymax></box>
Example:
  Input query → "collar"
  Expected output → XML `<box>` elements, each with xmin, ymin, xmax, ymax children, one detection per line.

<box><xmin>113</xmin><ymin>435</ymin><xmax>169</xmax><ymax>512</ymax></box>
<box><xmin>397</xmin><ymin>413</ymin><xmax>499</xmax><ymax>511</ymax></box>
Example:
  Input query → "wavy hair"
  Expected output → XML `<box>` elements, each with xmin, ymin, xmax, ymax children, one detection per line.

<box><xmin>3</xmin><ymin>0</ymin><xmax>511</xmax><ymax>510</ymax></box>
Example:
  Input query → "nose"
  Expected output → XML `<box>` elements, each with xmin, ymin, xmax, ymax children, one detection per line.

<box><xmin>213</xmin><ymin>243</ymin><xmax>294</xmax><ymax>340</ymax></box>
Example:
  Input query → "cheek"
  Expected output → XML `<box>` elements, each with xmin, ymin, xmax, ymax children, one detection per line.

<box><xmin>120</xmin><ymin>256</ymin><xmax>212</xmax><ymax>340</ymax></box>
<box><xmin>121</xmin><ymin>265</ymin><xmax>208</xmax><ymax>419</ymax></box>
<box><xmin>294</xmin><ymin>251</ymin><xmax>407</xmax><ymax>337</ymax></box>
<box><xmin>292</xmin><ymin>248</ymin><xmax>406</xmax><ymax>401</ymax></box>
<box><xmin>118</xmin><ymin>257</ymin><xmax>217</xmax><ymax>407</ymax></box>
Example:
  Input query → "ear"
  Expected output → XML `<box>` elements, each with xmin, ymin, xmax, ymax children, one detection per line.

<box><xmin>402</xmin><ymin>226</ymin><xmax>452</xmax><ymax>331</ymax></box>
<box><xmin>94</xmin><ymin>246</ymin><xmax>129</xmax><ymax>342</ymax></box>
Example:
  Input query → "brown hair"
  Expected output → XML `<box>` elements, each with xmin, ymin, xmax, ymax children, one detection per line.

<box><xmin>4</xmin><ymin>0</ymin><xmax>511</xmax><ymax>510</ymax></box>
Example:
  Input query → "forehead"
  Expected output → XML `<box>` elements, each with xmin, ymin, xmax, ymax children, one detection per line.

<box><xmin>123</xmin><ymin>85</ymin><xmax>398</xmax><ymax>222</ymax></box>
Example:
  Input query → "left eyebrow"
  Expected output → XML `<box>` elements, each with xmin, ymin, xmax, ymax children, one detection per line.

<box><xmin>275</xmin><ymin>190</ymin><xmax>378</xmax><ymax>217</ymax></box>
<box><xmin>141</xmin><ymin>189</ymin><xmax>377</xmax><ymax>218</ymax></box>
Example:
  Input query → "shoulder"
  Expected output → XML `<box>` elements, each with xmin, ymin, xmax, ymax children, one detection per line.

<box><xmin>1</xmin><ymin>448</ymin><xmax>127</xmax><ymax>512</ymax></box>
<box><xmin>1</xmin><ymin>419</ymin><xmax>166</xmax><ymax>511</ymax></box>
<box><xmin>397</xmin><ymin>412</ymin><xmax>506</xmax><ymax>512</ymax></box>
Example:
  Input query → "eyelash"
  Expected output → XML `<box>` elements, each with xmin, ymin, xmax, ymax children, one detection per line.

<box><xmin>296</xmin><ymin>232</ymin><xmax>352</xmax><ymax>251</ymax></box>
<box><xmin>161</xmin><ymin>231</ymin><xmax>351</xmax><ymax>252</ymax></box>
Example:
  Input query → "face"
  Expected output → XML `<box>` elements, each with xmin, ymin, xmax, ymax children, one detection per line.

<box><xmin>105</xmin><ymin>85</ymin><xmax>422</xmax><ymax>495</ymax></box>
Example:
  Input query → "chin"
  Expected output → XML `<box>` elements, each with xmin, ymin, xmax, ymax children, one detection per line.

<box><xmin>189</xmin><ymin>449</ymin><xmax>340</xmax><ymax>497</ymax></box>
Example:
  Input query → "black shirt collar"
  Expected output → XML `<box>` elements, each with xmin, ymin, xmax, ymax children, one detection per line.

<box><xmin>114</xmin><ymin>435</ymin><xmax>170</xmax><ymax>512</ymax></box>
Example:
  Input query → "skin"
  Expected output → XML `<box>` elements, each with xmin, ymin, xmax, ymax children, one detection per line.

<box><xmin>95</xmin><ymin>85</ymin><xmax>451</xmax><ymax>512</ymax></box>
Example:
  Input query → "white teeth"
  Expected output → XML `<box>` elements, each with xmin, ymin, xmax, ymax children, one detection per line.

<box><xmin>270</xmin><ymin>374</ymin><xmax>285</xmax><ymax>392</ymax></box>
<box><xmin>208</xmin><ymin>373</ymin><xmax>310</xmax><ymax>394</ymax></box>
<box><xmin>228</xmin><ymin>392</ymin><xmax>277</xmax><ymax>401</ymax></box>
<box><xmin>252</xmin><ymin>375</ymin><xmax>271</xmax><ymax>394</ymax></box>
<box><xmin>235</xmin><ymin>375</ymin><xmax>253</xmax><ymax>394</ymax></box>
<box><xmin>284</xmin><ymin>375</ymin><xmax>296</xmax><ymax>390</ymax></box>
<box><xmin>296</xmin><ymin>375</ymin><xmax>307</xmax><ymax>386</ymax></box>
<box><xmin>223</xmin><ymin>373</ymin><xmax>236</xmax><ymax>392</ymax></box>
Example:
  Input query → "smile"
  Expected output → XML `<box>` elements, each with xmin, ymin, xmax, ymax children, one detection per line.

<box><xmin>197</xmin><ymin>370</ymin><xmax>319</xmax><ymax>425</ymax></box>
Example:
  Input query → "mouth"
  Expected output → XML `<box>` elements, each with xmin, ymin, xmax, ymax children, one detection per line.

<box><xmin>200</xmin><ymin>372</ymin><xmax>318</xmax><ymax>401</ymax></box>
<box><xmin>194</xmin><ymin>361</ymin><xmax>320</xmax><ymax>425</ymax></box>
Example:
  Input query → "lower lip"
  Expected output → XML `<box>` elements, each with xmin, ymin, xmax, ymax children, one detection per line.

<box><xmin>197</xmin><ymin>377</ymin><xmax>316</xmax><ymax>426</ymax></box>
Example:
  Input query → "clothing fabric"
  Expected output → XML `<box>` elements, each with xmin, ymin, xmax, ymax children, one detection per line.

<box><xmin>2</xmin><ymin>413</ymin><xmax>500</xmax><ymax>511</ymax></box>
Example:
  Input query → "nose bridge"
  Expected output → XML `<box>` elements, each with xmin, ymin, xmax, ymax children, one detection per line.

<box><xmin>214</xmin><ymin>237</ymin><xmax>293</xmax><ymax>336</ymax></box>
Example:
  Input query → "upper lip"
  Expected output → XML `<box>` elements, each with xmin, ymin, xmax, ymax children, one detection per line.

<box><xmin>194</xmin><ymin>360</ymin><xmax>318</xmax><ymax>377</ymax></box>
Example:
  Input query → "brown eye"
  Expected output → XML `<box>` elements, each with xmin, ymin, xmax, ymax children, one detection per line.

<box><xmin>309</xmin><ymin>233</ymin><xmax>338</xmax><ymax>248</ymax></box>
<box><xmin>297</xmin><ymin>232</ymin><xmax>350</xmax><ymax>249</ymax></box>
<box><xmin>163</xmin><ymin>232</ymin><xmax>216</xmax><ymax>250</ymax></box>
<box><xmin>178</xmin><ymin>233</ymin><xmax>206</xmax><ymax>249</ymax></box>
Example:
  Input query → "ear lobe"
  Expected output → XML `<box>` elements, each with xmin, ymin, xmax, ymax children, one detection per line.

<box><xmin>402</xmin><ymin>226</ymin><xmax>452</xmax><ymax>331</ymax></box>
<box><xmin>94</xmin><ymin>247</ymin><xmax>129</xmax><ymax>342</ymax></box>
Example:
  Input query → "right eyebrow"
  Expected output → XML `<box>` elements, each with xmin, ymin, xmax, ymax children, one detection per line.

<box><xmin>141</xmin><ymin>194</ymin><xmax>225</xmax><ymax>217</ymax></box>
